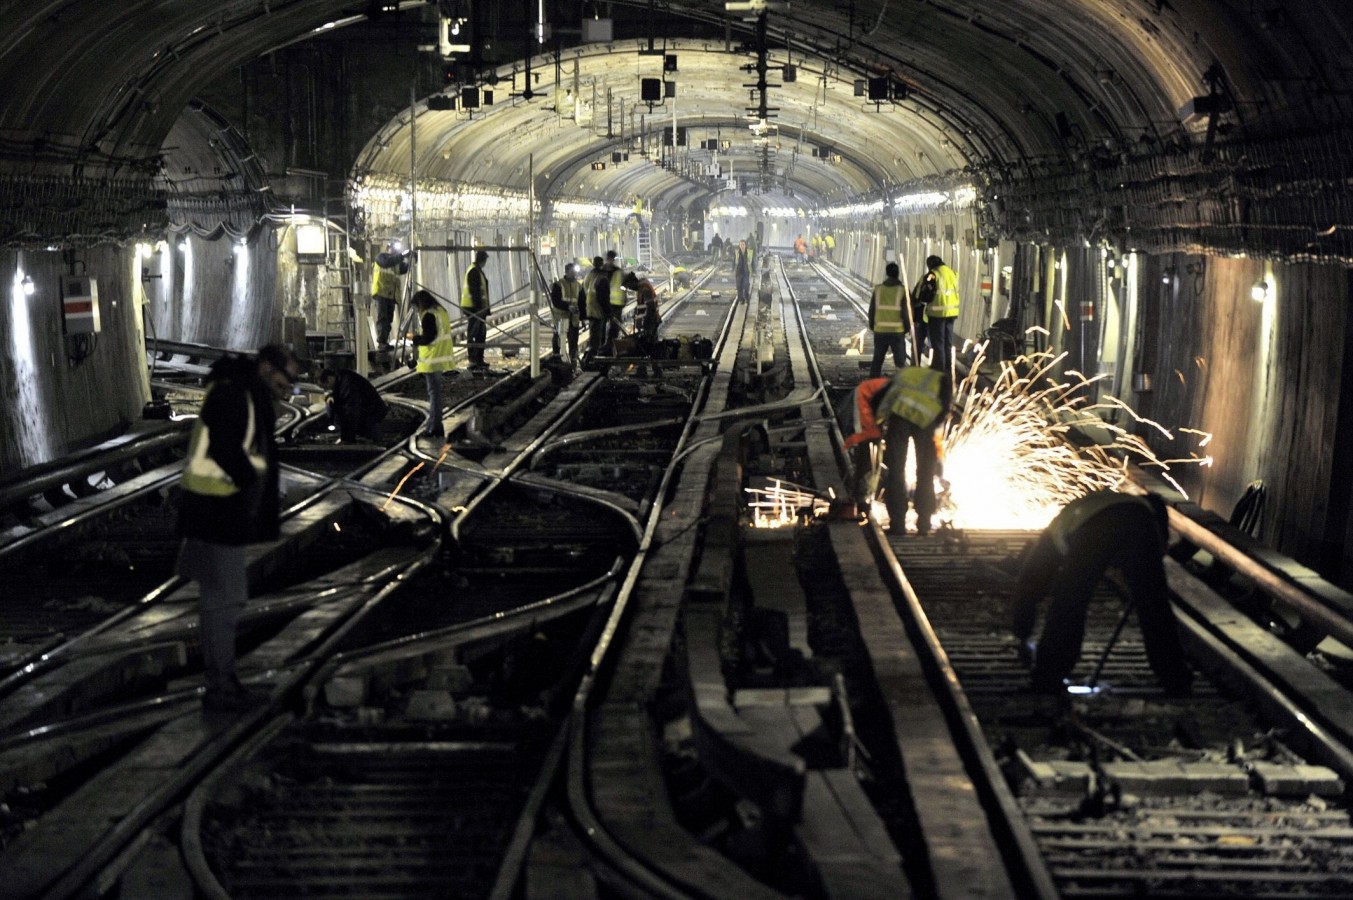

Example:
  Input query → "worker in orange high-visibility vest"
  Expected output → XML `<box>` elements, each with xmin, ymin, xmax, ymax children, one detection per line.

<box><xmin>840</xmin><ymin>367</ymin><xmax>952</xmax><ymax>535</ymax></box>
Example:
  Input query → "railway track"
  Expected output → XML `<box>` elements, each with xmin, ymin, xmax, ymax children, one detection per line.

<box><xmin>0</xmin><ymin>255</ymin><xmax>742</xmax><ymax>897</ymax></box>
<box><xmin>4</xmin><ymin>250</ymin><xmax>1353</xmax><ymax>897</ymax></box>
<box><xmin>789</xmin><ymin>254</ymin><xmax>1353</xmax><ymax>895</ymax></box>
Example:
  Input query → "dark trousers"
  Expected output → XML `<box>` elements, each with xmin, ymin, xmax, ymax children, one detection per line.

<box><xmin>927</xmin><ymin>316</ymin><xmax>956</xmax><ymax>373</ymax></box>
<box><xmin>423</xmin><ymin>372</ymin><xmax>445</xmax><ymax>436</ymax></box>
<box><xmin>1012</xmin><ymin>507</ymin><xmax>1193</xmax><ymax>690</ymax></box>
<box><xmin>736</xmin><ymin>270</ymin><xmax>751</xmax><ymax>302</ymax></box>
<box><xmin>374</xmin><ymin>295</ymin><xmax>395</xmax><ymax>347</ymax></box>
<box><xmin>587</xmin><ymin>316</ymin><xmax>607</xmax><ymax>353</ymax></box>
<box><xmin>465</xmin><ymin>309</ymin><xmax>487</xmax><ymax>367</ymax></box>
<box><xmin>178</xmin><ymin>539</ymin><xmax>247</xmax><ymax>689</ymax></box>
<box><xmin>330</xmin><ymin>401</ymin><xmax>387</xmax><ymax>441</ymax></box>
<box><xmin>869</xmin><ymin>332</ymin><xmax>907</xmax><ymax>378</ymax></box>
<box><xmin>883</xmin><ymin>416</ymin><xmax>938</xmax><ymax>532</ymax></box>
<box><xmin>553</xmin><ymin>321</ymin><xmax>579</xmax><ymax>365</ymax></box>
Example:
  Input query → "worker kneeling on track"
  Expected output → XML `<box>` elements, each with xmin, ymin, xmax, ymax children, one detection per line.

<box><xmin>840</xmin><ymin>366</ymin><xmax>951</xmax><ymax>535</ymax></box>
<box><xmin>318</xmin><ymin>367</ymin><xmax>387</xmax><ymax>443</ymax></box>
<box><xmin>1011</xmin><ymin>490</ymin><xmax>1195</xmax><ymax>696</ymax></box>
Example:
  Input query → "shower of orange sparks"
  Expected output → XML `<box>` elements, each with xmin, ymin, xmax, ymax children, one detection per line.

<box><xmin>382</xmin><ymin>461</ymin><xmax>425</xmax><ymax>511</ymax></box>
<box><xmin>936</xmin><ymin>345</ymin><xmax>1212</xmax><ymax>531</ymax></box>
<box><xmin>380</xmin><ymin>442</ymin><xmax>456</xmax><ymax>511</ymax></box>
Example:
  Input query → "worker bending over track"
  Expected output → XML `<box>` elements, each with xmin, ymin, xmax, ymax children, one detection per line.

<box><xmin>1011</xmin><ymin>490</ymin><xmax>1195</xmax><ymax>696</ymax></box>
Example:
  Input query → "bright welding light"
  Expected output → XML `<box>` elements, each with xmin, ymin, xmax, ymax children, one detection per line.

<box><xmin>939</xmin><ymin>345</ymin><xmax>1210</xmax><ymax>531</ymax></box>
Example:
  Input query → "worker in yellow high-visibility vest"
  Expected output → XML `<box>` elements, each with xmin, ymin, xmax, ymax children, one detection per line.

<box><xmin>922</xmin><ymin>255</ymin><xmax>960</xmax><ymax>374</ymax></box>
<box><xmin>409</xmin><ymin>290</ymin><xmax>456</xmax><ymax>438</ymax></box>
<box><xmin>868</xmin><ymin>262</ymin><xmax>908</xmax><ymax>377</ymax></box>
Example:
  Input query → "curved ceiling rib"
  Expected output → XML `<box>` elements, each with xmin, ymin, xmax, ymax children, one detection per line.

<box><xmin>0</xmin><ymin>0</ymin><xmax>1341</xmax><ymax>245</ymax></box>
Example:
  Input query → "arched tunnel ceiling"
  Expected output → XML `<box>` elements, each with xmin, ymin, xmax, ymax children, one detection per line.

<box><xmin>0</xmin><ymin>1</ymin><xmax>1349</xmax><ymax>215</ymax></box>
<box><xmin>359</xmin><ymin>40</ymin><xmax>962</xmax><ymax>212</ymax></box>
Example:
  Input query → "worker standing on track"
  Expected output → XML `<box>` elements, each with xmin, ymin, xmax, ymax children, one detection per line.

<box><xmin>623</xmin><ymin>271</ymin><xmax>662</xmax><ymax>352</ymax></box>
<box><xmin>1011</xmin><ymin>490</ymin><xmax>1195</xmax><ymax>696</ymax></box>
<box><xmin>582</xmin><ymin>256</ymin><xmax>609</xmax><ymax>355</ymax></box>
<box><xmin>549</xmin><ymin>262</ymin><xmax>583</xmax><ymax>370</ymax></box>
<box><xmin>604</xmin><ymin>250</ymin><xmax>627</xmax><ymax>347</ymax></box>
<box><xmin>409</xmin><ymin>290</ymin><xmax>456</xmax><ymax>439</ymax></box>
<box><xmin>868</xmin><ymin>262</ymin><xmax>908</xmax><ymax>378</ymax></box>
<box><xmin>461</xmin><ymin>249</ymin><xmax>491</xmax><ymax>374</ymax></box>
<box><xmin>877</xmin><ymin>367</ymin><xmax>951</xmax><ymax>535</ymax></box>
<box><xmin>370</xmin><ymin>243</ymin><xmax>411</xmax><ymax>351</ymax></box>
<box><xmin>839</xmin><ymin>375</ymin><xmax>892</xmax><ymax>509</ymax></box>
<box><xmin>177</xmin><ymin>344</ymin><xmax>300</xmax><ymax>713</ymax></box>
<box><xmin>922</xmin><ymin>255</ymin><xmax>960</xmax><ymax>374</ymax></box>
<box><xmin>734</xmin><ymin>239</ymin><xmax>752</xmax><ymax>302</ymax></box>
<box><xmin>840</xmin><ymin>367</ymin><xmax>951</xmax><ymax>535</ymax></box>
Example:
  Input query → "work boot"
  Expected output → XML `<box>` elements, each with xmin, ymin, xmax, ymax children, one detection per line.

<box><xmin>1028</xmin><ymin>671</ymin><xmax>1066</xmax><ymax>695</ymax></box>
<box><xmin>1159</xmin><ymin>671</ymin><xmax>1195</xmax><ymax>698</ymax></box>
<box><xmin>203</xmin><ymin>675</ymin><xmax>268</xmax><ymax>713</ymax></box>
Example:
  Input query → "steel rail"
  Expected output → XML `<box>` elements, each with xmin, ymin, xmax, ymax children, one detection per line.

<box><xmin>1167</xmin><ymin>508</ymin><xmax>1353</xmax><ymax>650</ymax></box>
<box><xmin>777</xmin><ymin>254</ymin><xmax>1056</xmax><ymax>897</ymax></box>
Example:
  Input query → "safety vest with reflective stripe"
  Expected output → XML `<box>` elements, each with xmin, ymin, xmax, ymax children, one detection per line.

<box><xmin>581</xmin><ymin>270</ymin><xmax>601</xmax><ymax>319</ymax></box>
<box><xmin>925</xmin><ymin>264</ymin><xmax>960</xmax><ymax>319</ymax></box>
<box><xmin>372</xmin><ymin>265</ymin><xmax>400</xmax><ymax>300</ymax></box>
<box><xmin>608</xmin><ymin>267</ymin><xmax>626</xmax><ymax>310</ymax></box>
<box><xmin>880</xmin><ymin>366</ymin><xmax>946</xmax><ymax>429</ymax></box>
<box><xmin>180</xmin><ymin>390</ymin><xmax>265</xmax><ymax>497</ymax></box>
<box><xmin>461</xmin><ymin>265</ymin><xmax>489</xmax><ymax>310</ymax></box>
<box><xmin>872</xmin><ymin>282</ymin><xmax>907</xmax><ymax>333</ymax></box>
<box><xmin>554</xmin><ymin>278</ymin><xmax>582</xmax><ymax>323</ymax></box>
<box><xmin>1049</xmin><ymin>492</ymin><xmax>1152</xmax><ymax>555</ymax></box>
<box><xmin>417</xmin><ymin>306</ymin><xmax>456</xmax><ymax>373</ymax></box>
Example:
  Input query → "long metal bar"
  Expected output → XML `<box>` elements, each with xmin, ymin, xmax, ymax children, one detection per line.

<box><xmin>1168</xmin><ymin>508</ymin><xmax>1353</xmax><ymax>648</ymax></box>
<box><xmin>529</xmin><ymin>154</ymin><xmax>539</xmax><ymax>379</ymax></box>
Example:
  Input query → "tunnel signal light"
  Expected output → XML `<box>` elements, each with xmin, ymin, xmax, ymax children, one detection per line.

<box><xmin>591</xmin><ymin>161</ymin><xmax>607</xmax><ymax>171</ymax></box>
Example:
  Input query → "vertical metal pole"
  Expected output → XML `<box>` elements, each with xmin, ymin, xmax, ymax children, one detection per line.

<box><xmin>529</xmin><ymin>154</ymin><xmax>540</xmax><ymax>379</ymax></box>
<box><xmin>409</xmin><ymin>83</ymin><xmax>419</xmax><ymax>272</ymax></box>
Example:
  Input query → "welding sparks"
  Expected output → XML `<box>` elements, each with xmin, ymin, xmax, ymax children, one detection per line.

<box><xmin>938</xmin><ymin>348</ymin><xmax>1212</xmax><ymax>531</ymax></box>
<box><xmin>382</xmin><ymin>461</ymin><xmax>425</xmax><ymax>511</ymax></box>
<box><xmin>746</xmin><ymin>479</ymin><xmax>828</xmax><ymax>528</ymax></box>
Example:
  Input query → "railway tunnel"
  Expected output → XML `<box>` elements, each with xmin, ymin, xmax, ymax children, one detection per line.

<box><xmin>2</xmin><ymin>1</ymin><xmax>1353</xmax><ymax>896</ymax></box>
<box><xmin>0</xmin><ymin>1</ymin><xmax>1347</xmax><ymax>580</ymax></box>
